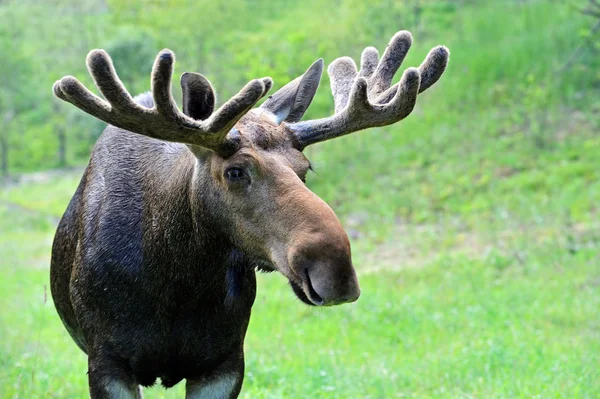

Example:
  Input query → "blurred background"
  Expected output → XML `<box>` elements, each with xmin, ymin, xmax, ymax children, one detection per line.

<box><xmin>0</xmin><ymin>0</ymin><xmax>599</xmax><ymax>397</ymax></box>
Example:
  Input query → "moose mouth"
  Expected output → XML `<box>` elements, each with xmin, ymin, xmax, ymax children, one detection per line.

<box><xmin>254</xmin><ymin>256</ymin><xmax>324</xmax><ymax>306</ymax></box>
<box><xmin>289</xmin><ymin>269</ymin><xmax>324</xmax><ymax>306</ymax></box>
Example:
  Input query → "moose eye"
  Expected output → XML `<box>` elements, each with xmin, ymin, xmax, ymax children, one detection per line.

<box><xmin>225</xmin><ymin>167</ymin><xmax>247</xmax><ymax>182</ymax></box>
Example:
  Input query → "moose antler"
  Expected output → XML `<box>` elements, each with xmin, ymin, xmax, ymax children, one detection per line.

<box><xmin>53</xmin><ymin>49</ymin><xmax>273</xmax><ymax>156</ymax></box>
<box><xmin>286</xmin><ymin>31</ymin><xmax>449</xmax><ymax>148</ymax></box>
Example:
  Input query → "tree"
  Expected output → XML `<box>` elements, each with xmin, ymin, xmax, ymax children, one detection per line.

<box><xmin>0</xmin><ymin>12</ymin><xmax>37</xmax><ymax>177</ymax></box>
<box><xmin>106</xmin><ymin>30</ymin><xmax>158</xmax><ymax>96</ymax></box>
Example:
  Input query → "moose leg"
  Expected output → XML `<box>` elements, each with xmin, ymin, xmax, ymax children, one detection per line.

<box><xmin>185</xmin><ymin>356</ymin><xmax>244</xmax><ymax>399</ymax></box>
<box><xmin>88</xmin><ymin>355</ymin><xmax>142</xmax><ymax>399</ymax></box>
<box><xmin>185</xmin><ymin>374</ymin><xmax>242</xmax><ymax>399</ymax></box>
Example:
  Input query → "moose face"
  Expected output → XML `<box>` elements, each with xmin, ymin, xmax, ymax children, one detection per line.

<box><xmin>206</xmin><ymin>110</ymin><xmax>359</xmax><ymax>306</ymax></box>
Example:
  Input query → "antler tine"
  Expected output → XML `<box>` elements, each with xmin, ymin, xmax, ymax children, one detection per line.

<box><xmin>328</xmin><ymin>57</ymin><xmax>358</xmax><ymax>113</ymax></box>
<box><xmin>53</xmin><ymin>49</ymin><xmax>273</xmax><ymax>156</ymax></box>
<box><xmin>372</xmin><ymin>45</ymin><xmax>449</xmax><ymax>105</ymax></box>
<box><xmin>286</xmin><ymin>31</ymin><xmax>449</xmax><ymax>149</ymax></box>
<box><xmin>369</xmin><ymin>31</ymin><xmax>412</xmax><ymax>97</ymax></box>
<box><xmin>207</xmin><ymin>77</ymin><xmax>273</xmax><ymax>134</ymax></box>
<box><xmin>53</xmin><ymin>76</ymin><xmax>114</xmax><ymax>122</ymax></box>
<box><xmin>359</xmin><ymin>47</ymin><xmax>379</xmax><ymax>78</ymax></box>
<box><xmin>152</xmin><ymin>50</ymin><xmax>181</xmax><ymax>121</ymax></box>
<box><xmin>418</xmin><ymin>45</ymin><xmax>450</xmax><ymax>93</ymax></box>
<box><xmin>86</xmin><ymin>49</ymin><xmax>145</xmax><ymax>114</ymax></box>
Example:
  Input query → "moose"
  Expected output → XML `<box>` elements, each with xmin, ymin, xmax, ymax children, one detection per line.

<box><xmin>50</xmin><ymin>30</ymin><xmax>448</xmax><ymax>398</ymax></box>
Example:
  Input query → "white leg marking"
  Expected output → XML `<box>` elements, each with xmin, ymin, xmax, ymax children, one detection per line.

<box><xmin>186</xmin><ymin>374</ymin><xmax>240</xmax><ymax>399</ymax></box>
<box><xmin>103</xmin><ymin>379</ymin><xmax>140</xmax><ymax>399</ymax></box>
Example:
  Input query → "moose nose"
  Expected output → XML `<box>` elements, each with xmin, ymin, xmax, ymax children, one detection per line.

<box><xmin>283</xmin><ymin>188</ymin><xmax>361</xmax><ymax>307</ymax></box>
<box><xmin>304</xmin><ymin>262</ymin><xmax>361</xmax><ymax>307</ymax></box>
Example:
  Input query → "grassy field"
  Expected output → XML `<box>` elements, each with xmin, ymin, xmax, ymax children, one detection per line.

<box><xmin>1</xmin><ymin>171</ymin><xmax>599</xmax><ymax>399</ymax></box>
<box><xmin>1</xmin><ymin>0</ymin><xmax>600</xmax><ymax>398</ymax></box>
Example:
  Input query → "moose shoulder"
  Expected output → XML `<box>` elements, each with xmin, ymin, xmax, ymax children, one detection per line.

<box><xmin>50</xmin><ymin>31</ymin><xmax>449</xmax><ymax>398</ymax></box>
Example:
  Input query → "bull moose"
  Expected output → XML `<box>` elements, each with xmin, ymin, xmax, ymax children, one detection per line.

<box><xmin>50</xmin><ymin>30</ymin><xmax>449</xmax><ymax>398</ymax></box>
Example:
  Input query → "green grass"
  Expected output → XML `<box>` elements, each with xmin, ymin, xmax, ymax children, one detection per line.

<box><xmin>1</xmin><ymin>0</ymin><xmax>600</xmax><ymax>397</ymax></box>
<box><xmin>1</xmin><ymin>185</ymin><xmax>599</xmax><ymax>398</ymax></box>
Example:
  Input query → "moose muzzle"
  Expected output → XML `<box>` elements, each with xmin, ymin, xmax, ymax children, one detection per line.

<box><xmin>285</xmin><ymin>196</ymin><xmax>361</xmax><ymax>306</ymax></box>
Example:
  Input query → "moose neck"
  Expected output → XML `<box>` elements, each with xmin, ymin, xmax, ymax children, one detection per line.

<box><xmin>138</xmin><ymin>146</ymin><xmax>239</xmax><ymax>286</ymax></box>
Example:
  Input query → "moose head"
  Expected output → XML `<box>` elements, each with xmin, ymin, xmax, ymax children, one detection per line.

<box><xmin>53</xmin><ymin>31</ymin><xmax>448</xmax><ymax>307</ymax></box>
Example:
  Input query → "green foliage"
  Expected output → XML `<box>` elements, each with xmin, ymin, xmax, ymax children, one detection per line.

<box><xmin>105</xmin><ymin>29</ymin><xmax>158</xmax><ymax>95</ymax></box>
<box><xmin>0</xmin><ymin>0</ymin><xmax>597</xmax><ymax>176</ymax></box>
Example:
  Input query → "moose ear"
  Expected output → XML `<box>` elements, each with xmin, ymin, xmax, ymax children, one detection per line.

<box><xmin>180</xmin><ymin>72</ymin><xmax>216</xmax><ymax>121</ymax></box>
<box><xmin>260</xmin><ymin>58</ymin><xmax>323</xmax><ymax>124</ymax></box>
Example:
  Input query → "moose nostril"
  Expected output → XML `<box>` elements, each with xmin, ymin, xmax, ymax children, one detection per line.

<box><xmin>303</xmin><ymin>268</ymin><xmax>324</xmax><ymax>306</ymax></box>
<box><xmin>301</xmin><ymin>261</ymin><xmax>360</xmax><ymax>306</ymax></box>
